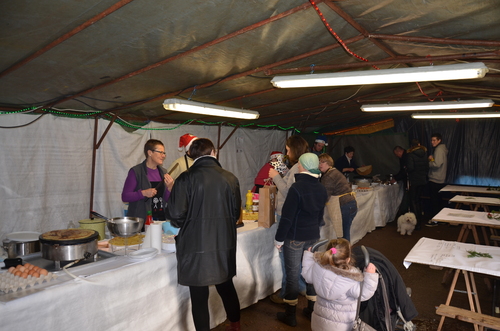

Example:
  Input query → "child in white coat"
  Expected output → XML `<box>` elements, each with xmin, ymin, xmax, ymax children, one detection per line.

<box><xmin>301</xmin><ymin>238</ymin><xmax>378</xmax><ymax>331</ymax></box>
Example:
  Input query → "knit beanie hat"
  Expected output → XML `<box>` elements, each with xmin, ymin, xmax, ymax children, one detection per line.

<box><xmin>178</xmin><ymin>134</ymin><xmax>198</xmax><ymax>152</ymax></box>
<box><xmin>299</xmin><ymin>153</ymin><xmax>320</xmax><ymax>174</ymax></box>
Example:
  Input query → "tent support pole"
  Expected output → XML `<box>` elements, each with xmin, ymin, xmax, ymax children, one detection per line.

<box><xmin>90</xmin><ymin>118</ymin><xmax>98</xmax><ymax>218</ymax></box>
<box><xmin>215</xmin><ymin>124</ymin><xmax>239</xmax><ymax>160</ymax></box>
<box><xmin>89</xmin><ymin>115</ymin><xmax>117</xmax><ymax>218</ymax></box>
<box><xmin>217</xmin><ymin>123</ymin><xmax>240</xmax><ymax>160</ymax></box>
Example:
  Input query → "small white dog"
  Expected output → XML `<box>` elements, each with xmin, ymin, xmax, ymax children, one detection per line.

<box><xmin>397</xmin><ymin>212</ymin><xmax>417</xmax><ymax>235</ymax></box>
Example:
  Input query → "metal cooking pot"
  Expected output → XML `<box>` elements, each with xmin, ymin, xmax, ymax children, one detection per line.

<box><xmin>39</xmin><ymin>230</ymin><xmax>99</xmax><ymax>262</ymax></box>
<box><xmin>2</xmin><ymin>231</ymin><xmax>41</xmax><ymax>258</ymax></box>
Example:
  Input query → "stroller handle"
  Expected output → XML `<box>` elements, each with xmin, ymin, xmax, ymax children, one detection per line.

<box><xmin>361</xmin><ymin>245</ymin><xmax>370</xmax><ymax>269</ymax></box>
<box><xmin>311</xmin><ymin>239</ymin><xmax>330</xmax><ymax>252</ymax></box>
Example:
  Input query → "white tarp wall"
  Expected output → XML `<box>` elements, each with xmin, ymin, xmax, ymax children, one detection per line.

<box><xmin>0</xmin><ymin>114</ymin><xmax>288</xmax><ymax>237</ymax></box>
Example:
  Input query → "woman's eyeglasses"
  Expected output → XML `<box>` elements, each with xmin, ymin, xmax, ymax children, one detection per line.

<box><xmin>153</xmin><ymin>150</ymin><xmax>166</xmax><ymax>155</ymax></box>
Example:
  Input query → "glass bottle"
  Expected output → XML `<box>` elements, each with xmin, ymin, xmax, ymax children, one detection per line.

<box><xmin>252</xmin><ymin>199</ymin><xmax>259</xmax><ymax>212</ymax></box>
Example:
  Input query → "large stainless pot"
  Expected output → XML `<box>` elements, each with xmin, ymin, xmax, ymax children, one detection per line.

<box><xmin>39</xmin><ymin>229</ymin><xmax>99</xmax><ymax>262</ymax></box>
<box><xmin>2</xmin><ymin>231</ymin><xmax>41</xmax><ymax>258</ymax></box>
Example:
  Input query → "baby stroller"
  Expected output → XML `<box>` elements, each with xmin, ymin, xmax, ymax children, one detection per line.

<box><xmin>311</xmin><ymin>240</ymin><xmax>417</xmax><ymax>331</ymax></box>
<box><xmin>352</xmin><ymin>246</ymin><xmax>417</xmax><ymax>331</ymax></box>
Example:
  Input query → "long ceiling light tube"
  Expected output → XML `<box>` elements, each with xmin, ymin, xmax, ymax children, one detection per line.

<box><xmin>361</xmin><ymin>99</ymin><xmax>494</xmax><ymax>112</ymax></box>
<box><xmin>412</xmin><ymin>112</ymin><xmax>500</xmax><ymax>119</ymax></box>
<box><xmin>271</xmin><ymin>62</ymin><xmax>488</xmax><ymax>88</ymax></box>
<box><xmin>163</xmin><ymin>98</ymin><xmax>260</xmax><ymax>120</ymax></box>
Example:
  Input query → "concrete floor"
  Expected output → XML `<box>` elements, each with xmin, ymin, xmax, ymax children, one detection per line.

<box><xmin>213</xmin><ymin>220</ymin><xmax>497</xmax><ymax>331</ymax></box>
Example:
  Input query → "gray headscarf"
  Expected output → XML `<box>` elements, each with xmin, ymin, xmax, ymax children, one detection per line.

<box><xmin>299</xmin><ymin>153</ymin><xmax>320</xmax><ymax>175</ymax></box>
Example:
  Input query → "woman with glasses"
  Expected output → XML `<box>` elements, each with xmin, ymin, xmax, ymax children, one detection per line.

<box><xmin>122</xmin><ymin>139</ymin><xmax>174</xmax><ymax>227</ymax></box>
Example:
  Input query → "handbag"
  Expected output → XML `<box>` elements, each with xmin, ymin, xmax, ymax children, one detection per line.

<box><xmin>352</xmin><ymin>246</ymin><xmax>377</xmax><ymax>331</ymax></box>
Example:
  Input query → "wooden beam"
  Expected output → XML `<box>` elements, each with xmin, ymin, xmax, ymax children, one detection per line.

<box><xmin>369</xmin><ymin>34</ymin><xmax>500</xmax><ymax>47</ymax></box>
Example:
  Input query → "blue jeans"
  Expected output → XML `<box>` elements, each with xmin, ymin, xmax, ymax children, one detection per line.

<box><xmin>340</xmin><ymin>199</ymin><xmax>357</xmax><ymax>242</ymax></box>
<box><xmin>279</xmin><ymin>250</ymin><xmax>307</xmax><ymax>297</ymax></box>
<box><xmin>282</xmin><ymin>239</ymin><xmax>317</xmax><ymax>301</ymax></box>
<box><xmin>276</xmin><ymin>215</ymin><xmax>306</xmax><ymax>297</ymax></box>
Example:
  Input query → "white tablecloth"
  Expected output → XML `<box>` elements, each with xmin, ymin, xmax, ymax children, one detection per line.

<box><xmin>432</xmin><ymin>207</ymin><xmax>500</xmax><ymax>228</ymax></box>
<box><xmin>0</xmin><ymin>183</ymin><xmax>403</xmax><ymax>329</ymax></box>
<box><xmin>0</xmin><ymin>222</ymin><xmax>282</xmax><ymax>331</ymax></box>
<box><xmin>449</xmin><ymin>195</ymin><xmax>500</xmax><ymax>207</ymax></box>
<box><xmin>403</xmin><ymin>237</ymin><xmax>500</xmax><ymax>277</ymax></box>
<box><xmin>350</xmin><ymin>183</ymin><xmax>403</xmax><ymax>244</ymax></box>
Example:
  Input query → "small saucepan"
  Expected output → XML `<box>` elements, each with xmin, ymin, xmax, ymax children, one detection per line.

<box><xmin>2</xmin><ymin>231</ymin><xmax>41</xmax><ymax>258</ymax></box>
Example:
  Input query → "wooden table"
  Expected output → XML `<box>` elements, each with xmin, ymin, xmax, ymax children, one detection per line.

<box><xmin>432</xmin><ymin>208</ymin><xmax>500</xmax><ymax>246</ymax></box>
<box><xmin>440</xmin><ymin>185</ymin><xmax>500</xmax><ymax>196</ymax></box>
<box><xmin>404</xmin><ymin>237</ymin><xmax>500</xmax><ymax>331</ymax></box>
<box><xmin>449</xmin><ymin>195</ymin><xmax>500</xmax><ymax>212</ymax></box>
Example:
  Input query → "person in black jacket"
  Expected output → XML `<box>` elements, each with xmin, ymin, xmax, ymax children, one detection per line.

<box><xmin>335</xmin><ymin>146</ymin><xmax>358</xmax><ymax>177</ymax></box>
<box><xmin>166</xmin><ymin>138</ymin><xmax>242</xmax><ymax>331</ymax></box>
<box><xmin>392</xmin><ymin>146</ymin><xmax>409</xmax><ymax>217</ymax></box>
<box><xmin>406</xmin><ymin>139</ymin><xmax>429</xmax><ymax>230</ymax></box>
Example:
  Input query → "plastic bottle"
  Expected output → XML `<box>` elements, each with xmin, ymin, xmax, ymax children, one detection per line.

<box><xmin>145</xmin><ymin>210</ymin><xmax>153</xmax><ymax>230</ymax></box>
<box><xmin>245</xmin><ymin>190</ymin><xmax>253</xmax><ymax>212</ymax></box>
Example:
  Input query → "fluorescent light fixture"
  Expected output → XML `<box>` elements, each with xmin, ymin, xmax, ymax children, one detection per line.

<box><xmin>271</xmin><ymin>62</ymin><xmax>488</xmax><ymax>88</ymax></box>
<box><xmin>361</xmin><ymin>99</ymin><xmax>494</xmax><ymax>112</ymax></box>
<box><xmin>163</xmin><ymin>98</ymin><xmax>259</xmax><ymax>120</ymax></box>
<box><xmin>412</xmin><ymin>112</ymin><xmax>500</xmax><ymax>119</ymax></box>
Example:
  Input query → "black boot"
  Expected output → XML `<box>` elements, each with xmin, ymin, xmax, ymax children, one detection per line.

<box><xmin>277</xmin><ymin>303</ymin><xmax>297</xmax><ymax>327</ymax></box>
<box><xmin>302</xmin><ymin>299</ymin><xmax>315</xmax><ymax>319</ymax></box>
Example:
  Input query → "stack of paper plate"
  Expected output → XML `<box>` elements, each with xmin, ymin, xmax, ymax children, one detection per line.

<box><xmin>127</xmin><ymin>248</ymin><xmax>158</xmax><ymax>260</ymax></box>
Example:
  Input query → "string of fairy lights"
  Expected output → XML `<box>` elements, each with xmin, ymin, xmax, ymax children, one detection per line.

<box><xmin>0</xmin><ymin>107</ymin><xmax>307</xmax><ymax>134</ymax></box>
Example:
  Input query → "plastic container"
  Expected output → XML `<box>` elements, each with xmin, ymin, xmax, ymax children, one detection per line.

<box><xmin>245</xmin><ymin>190</ymin><xmax>253</xmax><ymax>212</ymax></box>
<box><xmin>123</xmin><ymin>202</ymin><xmax>129</xmax><ymax>216</ymax></box>
<box><xmin>79</xmin><ymin>218</ymin><xmax>106</xmax><ymax>241</ymax></box>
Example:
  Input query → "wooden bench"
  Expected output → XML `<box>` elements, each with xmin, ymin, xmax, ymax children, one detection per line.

<box><xmin>437</xmin><ymin>304</ymin><xmax>500</xmax><ymax>330</ymax></box>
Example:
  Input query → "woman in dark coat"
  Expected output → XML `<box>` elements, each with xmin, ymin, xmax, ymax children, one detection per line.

<box><xmin>166</xmin><ymin>138</ymin><xmax>242</xmax><ymax>331</ymax></box>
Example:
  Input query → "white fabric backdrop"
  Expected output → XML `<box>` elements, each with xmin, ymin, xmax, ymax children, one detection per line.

<box><xmin>0</xmin><ymin>114</ymin><xmax>287</xmax><ymax>237</ymax></box>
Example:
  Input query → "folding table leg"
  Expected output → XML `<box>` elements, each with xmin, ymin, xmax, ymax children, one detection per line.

<box><xmin>481</xmin><ymin>227</ymin><xmax>490</xmax><ymax>246</ymax></box>
<box><xmin>463</xmin><ymin>270</ymin><xmax>482</xmax><ymax>331</ymax></box>
<box><xmin>438</xmin><ymin>269</ymin><xmax>461</xmax><ymax>331</ymax></box>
